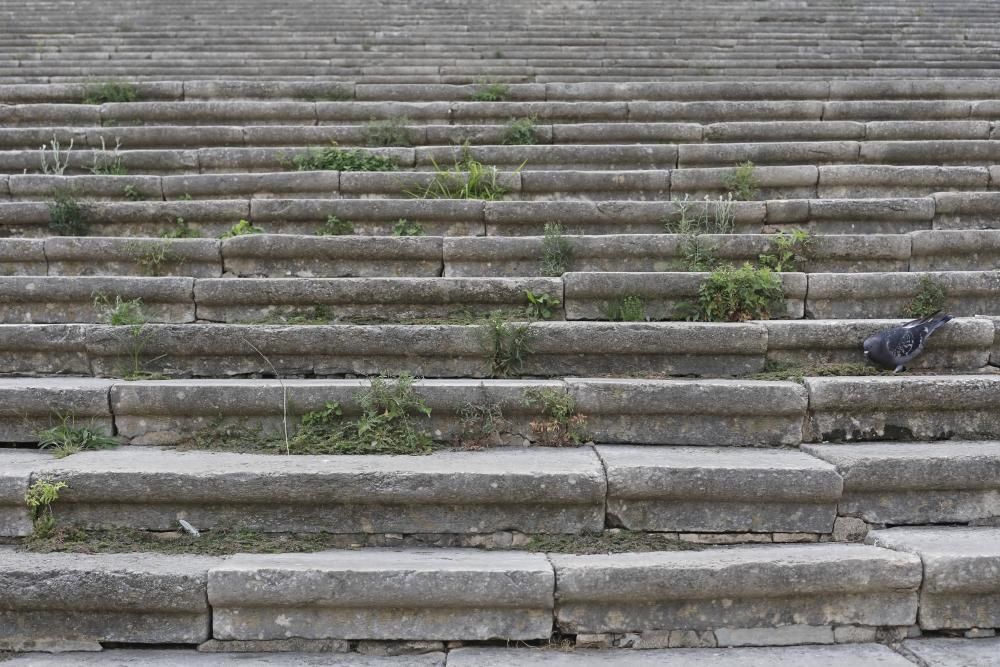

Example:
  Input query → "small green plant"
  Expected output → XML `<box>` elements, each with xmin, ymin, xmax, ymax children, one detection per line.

<box><xmin>522</xmin><ymin>387</ymin><xmax>588</xmax><ymax>446</ymax></box>
<box><xmin>724</xmin><ymin>161</ymin><xmax>759</xmax><ymax>201</ymax></box>
<box><xmin>758</xmin><ymin>229</ymin><xmax>813</xmax><ymax>272</ymax></box>
<box><xmin>525</xmin><ymin>290</ymin><xmax>560</xmax><ymax>320</ymax></box>
<box><xmin>47</xmin><ymin>190</ymin><xmax>89</xmax><ymax>236</ymax></box>
<box><xmin>682</xmin><ymin>263</ymin><xmax>785</xmax><ymax>322</ymax></box>
<box><xmin>365</xmin><ymin>117</ymin><xmax>411</xmax><ymax>147</ymax></box>
<box><xmin>125</xmin><ymin>241</ymin><xmax>179</xmax><ymax>276</ymax></box>
<box><xmin>161</xmin><ymin>217</ymin><xmax>200</xmax><ymax>238</ymax></box>
<box><xmin>219</xmin><ymin>219</ymin><xmax>264</xmax><ymax>239</ymax></box>
<box><xmin>483</xmin><ymin>312</ymin><xmax>532</xmax><ymax>378</ymax></box>
<box><xmin>95</xmin><ymin>294</ymin><xmax>146</xmax><ymax>325</ymax></box>
<box><xmin>286</xmin><ymin>144</ymin><xmax>398</xmax><ymax>172</ymax></box>
<box><xmin>39</xmin><ymin>135</ymin><xmax>74</xmax><ymax>175</ymax></box>
<box><xmin>905</xmin><ymin>275</ymin><xmax>948</xmax><ymax>318</ymax></box>
<box><xmin>456</xmin><ymin>399</ymin><xmax>511</xmax><ymax>449</ymax></box>
<box><xmin>392</xmin><ymin>218</ymin><xmax>424</xmax><ymax>236</ymax></box>
<box><xmin>541</xmin><ymin>222</ymin><xmax>572</xmax><ymax>276</ymax></box>
<box><xmin>604</xmin><ymin>295</ymin><xmax>646</xmax><ymax>322</ymax></box>
<box><xmin>123</xmin><ymin>184</ymin><xmax>145</xmax><ymax>201</ymax></box>
<box><xmin>25</xmin><ymin>479</ymin><xmax>68</xmax><ymax>538</ymax></box>
<box><xmin>664</xmin><ymin>194</ymin><xmax>735</xmax><ymax>235</ymax></box>
<box><xmin>471</xmin><ymin>82</ymin><xmax>511</xmax><ymax>102</ymax></box>
<box><xmin>317</xmin><ymin>215</ymin><xmax>354</xmax><ymax>236</ymax></box>
<box><xmin>679</xmin><ymin>234</ymin><xmax>719</xmax><ymax>272</ymax></box>
<box><xmin>83</xmin><ymin>81</ymin><xmax>137</xmax><ymax>104</ymax></box>
<box><xmin>89</xmin><ymin>137</ymin><xmax>126</xmax><ymax>175</ymax></box>
<box><xmin>500</xmin><ymin>117</ymin><xmax>538</xmax><ymax>145</ymax></box>
<box><xmin>411</xmin><ymin>148</ymin><xmax>517</xmax><ymax>200</ymax></box>
<box><xmin>36</xmin><ymin>414</ymin><xmax>119</xmax><ymax>459</ymax></box>
<box><xmin>94</xmin><ymin>295</ymin><xmax>162</xmax><ymax>379</ymax></box>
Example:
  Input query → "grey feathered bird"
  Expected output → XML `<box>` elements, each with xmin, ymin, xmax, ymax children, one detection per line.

<box><xmin>863</xmin><ymin>311</ymin><xmax>953</xmax><ymax>372</ymax></box>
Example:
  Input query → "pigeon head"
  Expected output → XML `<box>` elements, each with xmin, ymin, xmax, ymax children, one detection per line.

<box><xmin>862</xmin><ymin>335</ymin><xmax>878</xmax><ymax>360</ymax></box>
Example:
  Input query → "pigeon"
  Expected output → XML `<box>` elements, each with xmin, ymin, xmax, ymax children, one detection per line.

<box><xmin>863</xmin><ymin>311</ymin><xmax>953</xmax><ymax>372</ymax></box>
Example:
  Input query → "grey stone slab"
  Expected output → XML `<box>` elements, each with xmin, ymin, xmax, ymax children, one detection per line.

<box><xmin>552</xmin><ymin>543</ymin><xmax>920</xmax><ymax>634</ymax></box>
<box><xmin>804</xmin><ymin>441</ymin><xmax>1000</xmax><ymax>525</ymax></box>
<box><xmin>552</xmin><ymin>122</ymin><xmax>702</xmax><ymax>143</ymax></box>
<box><xmin>101</xmin><ymin>100</ymin><xmax>317</xmax><ymax>124</ymax></box>
<box><xmin>805</xmin><ymin>375</ymin><xmax>1000</xmax><ymax>443</ymax></box>
<box><xmin>868</xmin><ymin>527</ymin><xmax>1000</xmax><ymax>631</ymax></box>
<box><xmin>764</xmin><ymin>318</ymin><xmax>992</xmax><ymax>370</ymax></box>
<box><xmin>223</xmin><ymin>234</ymin><xmax>442</xmax><ymax>278</ymax></box>
<box><xmin>0</xmin><ymin>323</ymin><xmax>91</xmax><ymax>375</ymax></box>
<box><xmin>520</xmin><ymin>170</ymin><xmax>668</xmax><ymax>201</ymax></box>
<box><xmin>805</xmin><ymin>271</ymin><xmax>1000</xmax><ymax>319</ymax></box>
<box><xmin>209</xmin><ymin>549</ymin><xmax>554</xmax><ymax>640</ymax></box>
<box><xmin>8</xmin><ymin>174</ymin><xmax>163</xmax><ymax>201</ymax></box>
<box><xmin>865</xmin><ymin>121</ymin><xmax>992</xmax><ymax>140</ymax></box>
<box><xmin>564</xmin><ymin>271</ymin><xmax>805</xmax><ymax>321</ymax></box>
<box><xmin>629</xmin><ymin>101</ymin><xmax>824</xmax><ymax>122</ymax></box>
<box><xmin>0</xmin><ymin>552</ymin><xmax>218</xmax><ymax>648</ymax></box>
<box><xmin>250</xmin><ymin>198</ymin><xmax>484</xmax><ymax>237</ymax></box>
<box><xmin>568</xmin><ymin>378</ymin><xmax>806</xmax><ymax>446</ymax></box>
<box><xmin>448</xmin><ymin>644</ymin><xmax>912</xmax><ymax>666</ymax></box>
<box><xmin>0</xmin><ymin>377</ymin><xmax>114</xmax><ymax>442</ymax></box>
<box><xmin>6</xmin><ymin>650</ymin><xmax>443</xmax><ymax>665</ymax></box>
<box><xmin>200</xmin><ymin>147</ymin><xmax>414</xmax><ymax>173</ymax></box>
<box><xmin>671</xmin><ymin>165</ymin><xmax>818</xmax><ymax>200</ymax></box>
<box><xmin>823</xmin><ymin>100</ymin><xmax>973</xmax><ymax>120</ymax></box>
<box><xmin>184</xmin><ymin>81</ymin><xmax>355</xmax><ymax>101</ymax></box>
<box><xmin>163</xmin><ymin>172</ymin><xmax>341</xmax><ymax>199</ymax></box>
<box><xmin>788</xmin><ymin>197</ymin><xmax>936</xmax><ymax>234</ymax></box>
<box><xmin>933</xmin><ymin>192</ymin><xmax>1000</xmax><ymax>231</ymax></box>
<box><xmin>0</xmin><ymin>238</ymin><xmax>46</xmax><ymax>275</ymax></box>
<box><xmin>818</xmin><ymin>166</ymin><xmax>989</xmax><ymax>198</ymax></box>
<box><xmin>704</xmin><ymin>121</ymin><xmax>865</xmax><ymax>143</ymax></box>
<box><xmin>598</xmin><ymin>445</ymin><xmax>840</xmax><ymax>533</ymax></box>
<box><xmin>0</xmin><ymin>276</ymin><xmax>195</xmax><ymax>323</ymax></box>
<box><xmin>903</xmin><ymin>637</ymin><xmax>1000</xmax><ymax>667</ymax></box>
<box><xmin>0</xmin><ymin>450</ymin><xmax>46</xmax><ymax>537</ymax></box>
<box><xmin>356</xmin><ymin>83</ymin><xmax>544</xmax><ymax>101</ymax></box>
<box><xmin>450</xmin><ymin>101</ymin><xmax>628</xmax><ymax>123</ymax></box>
<box><xmin>861</xmin><ymin>140</ymin><xmax>1000</xmax><ymax>166</ymax></box>
<box><xmin>87</xmin><ymin>125</ymin><xmax>246</xmax><ymax>149</ymax></box>
<box><xmin>678</xmin><ymin>142</ymin><xmax>860</xmax><ymax>168</ymax></box>
<box><xmin>417</xmin><ymin>144</ymin><xmax>676</xmax><ymax>171</ymax></box>
<box><xmin>546</xmin><ymin>81</ymin><xmax>831</xmax><ymax>102</ymax></box>
<box><xmin>45</xmin><ymin>237</ymin><xmax>221</xmax><ymax>277</ymax></box>
<box><xmin>32</xmin><ymin>447</ymin><xmax>605</xmax><ymax>534</ymax></box>
<box><xmin>316</xmin><ymin>101</ymin><xmax>451</xmax><ymax>123</ymax></box>
<box><xmin>911</xmin><ymin>230</ymin><xmax>1000</xmax><ymax>271</ymax></box>
<box><xmin>66</xmin><ymin>200</ymin><xmax>249</xmax><ymax>238</ymax></box>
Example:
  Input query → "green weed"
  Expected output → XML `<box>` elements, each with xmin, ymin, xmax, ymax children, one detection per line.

<box><xmin>604</xmin><ymin>295</ymin><xmax>646</xmax><ymax>322</ymax></box>
<box><xmin>524</xmin><ymin>290</ymin><xmax>560</xmax><ymax>320</ymax></box>
<box><xmin>540</xmin><ymin>222</ymin><xmax>572</xmax><ymax>276</ymax></box>
<box><xmin>522</xmin><ymin>387</ymin><xmax>588</xmax><ymax>446</ymax></box>
<box><xmin>287</xmin><ymin>144</ymin><xmax>398</xmax><ymax>172</ymax></box>
<box><xmin>47</xmin><ymin>190</ymin><xmax>89</xmax><ymax>236</ymax></box>
<box><xmin>123</xmin><ymin>184</ymin><xmax>145</xmax><ymax>201</ymax></box>
<box><xmin>724</xmin><ymin>161</ymin><xmax>759</xmax><ymax>201</ymax></box>
<box><xmin>483</xmin><ymin>312</ymin><xmax>532</xmax><ymax>378</ymax></box>
<box><xmin>94</xmin><ymin>295</ymin><xmax>163</xmax><ymax>380</ymax></box>
<box><xmin>758</xmin><ymin>229</ymin><xmax>813</xmax><ymax>272</ymax></box>
<box><xmin>410</xmin><ymin>149</ymin><xmax>515</xmax><ymax>200</ymax></box>
<box><xmin>471</xmin><ymin>82</ymin><xmax>511</xmax><ymax>102</ymax></box>
<box><xmin>25</xmin><ymin>479</ymin><xmax>67</xmax><ymax>538</ymax></box>
<box><xmin>160</xmin><ymin>217</ymin><xmax>200</xmax><ymax>239</ymax></box>
<box><xmin>317</xmin><ymin>215</ymin><xmax>354</xmax><ymax>236</ymax></box>
<box><xmin>680</xmin><ymin>234</ymin><xmax>719</xmax><ymax>272</ymax></box>
<box><xmin>500</xmin><ymin>117</ymin><xmax>538</xmax><ymax>145</ymax></box>
<box><xmin>83</xmin><ymin>81</ymin><xmax>137</xmax><ymax>104</ymax></box>
<box><xmin>905</xmin><ymin>275</ymin><xmax>947</xmax><ymax>318</ymax></box>
<box><xmin>682</xmin><ymin>263</ymin><xmax>785</xmax><ymax>322</ymax></box>
<box><xmin>365</xmin><ymin>117</ymin><xmax>411</xmax><ymax>147</ymax></box>
<box><xmin>392</xmin><ymin>219</ymin><xmax>424</xmax><ymax>236</ymax></box>
<box><xmin>38</xmin><ymin>135</ymin><xmax>73</xmax><ymax>175</ymax></box>
<box><xmin>219</xmin><ymin>219</ymin><xmax>264</xmax><ymax>239</ymax></box>
<box><xmin>88</xmin><ymin>137</ymin><xmax>126</xmax><ymax>175</ymax></box>
<box><xmin>455</xmin><ymin>399</ymin><xmax>511</xmax><ymax>449</ymax></box>
<box><xmin>36</xmin><ymin>414</ymin><xmax>118</xmax><ymax>459</ymax></box>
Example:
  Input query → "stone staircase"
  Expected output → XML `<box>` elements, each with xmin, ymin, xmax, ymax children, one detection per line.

<box><xmin>3</xmin><ymin>1</ymin><xmax>1000</xmax><ymax>665</ymax></box>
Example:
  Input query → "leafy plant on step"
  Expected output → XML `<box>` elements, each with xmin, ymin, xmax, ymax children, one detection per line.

<box><xmin>482</xmin><ymin>311</ymin><xmax>532</xmax><ymax>378</ymax></box>
<box><xmin>47</xmin><ymin>190</ymin><xmax>89</xmax><ymax>236</ymax></box>
<box><xmin>663</xmin><ymin>194</ymin><xmax>735</xmax><ymax>235</ymax></box>
<box><xmin>522</xmin><ymin>387</ymin><xmax>588</xmax><ymax>447</ymax></box>
<box><xmin>724</xmin><ymin>161</ymin><xmax>759</xmax><ymax>201</ymax></box>
<box><xmin>680</xmin><ymin>234</ymin><xmax>719</xmax><ymax>272</ymax></box>
<box><xmin>286</xmin><ymin>143</ymin><xmax>398</xmax><ymax>172</ymax></box>
<box><xmin>219</xmin><ymin>219</ymin><xmax>264</xmax><ymax>239</ymax></box>
<box><xmin>500</xmin><ymin>117</ymin><xmax>538</xmax><ymax>145</ymax></box>
<box><xmin>410</xmin><ymin>145</ymin><xmax>520</xmax><ymax>201</ymax></box>
<box><xmin>36</xmin><ymin>413</ymin><xmax>119</xmax><ymax>459</ymax></box>
<box><xmin>603</xmin><ymin>295</ymin><xmax>646</xmax><ymax>322</ymax></box>
<box><xmin>83</xmin><ymin>81</ymin><xmax>137</xmax><ymax>104</ymax></box>
<box><xmin>392</xmin><ymin>218</ymin><xmax>424</xmax><ymax>236</ymax></box>
<box><xmin>25</xmin><ymin>479</ymin><xmax>68</xmax><ymax>538</ymax></box>
<box><xmin>123</xmin><ymin>184</ymin><xmax>145</xmax><ymax>201</ymax></box>
<box><xmin>161</xmin><ymin>217</ymin><xmax>200</xmax><ymax>239</ymax></box>
<box><xmin>679</xmin><ymin>263</ymin><xmax>785</xmax><ymax>322</ymax></box>
<box><xmin>94</xmin><ymin>295</ymin><xmax>164</xmax><ymax>380</ymax></box>
<box><xmin>88</xmin><ymin>137</ymin><xmax>127</xmax><ymax>176</ymax></box>
<box><xmin>757</xmin><ymin>229</ymin><xmax>813</xmax><ymax>273</ymax></box>
<box><xmin>470</xmin><ymin>82</ymin><xmax>511</xmax><ymax>102</ymax></box>
<box><xmin>540</xmin><ymin>222</ymin><xmax>572</xmax><ymax>276</ymax></box>
<box><xmin>125</xmin><ymin>240</ymin><xmax>180</xmax><ymax>276</ymax></box>
<box><xmin>904</xmin><ymin>275</ymin><xmax>947</xmax><ymax>318</ymax></box>
<box><xmin>455</xmin><ymin>398</ymin><xmax>511</xmax><ymax>450</ymax></box>
<box><xmin>38</xmin><ymin>134</ymin><xmax>74</xmax><ymax>175</ymax></box>
<box><xmin>365</xmin><ymin>117</ymin><xmax>411</xmax><ymax>147</ymax></box>
<box><xmin>317</xmin><ymin>215</ymin><xmax>354</xmax><ymax>236</ymax></box>
<box><xmin>524</xmin><ymin>290</ymin><xmax>560</xmax><ymax>320</ymax></box>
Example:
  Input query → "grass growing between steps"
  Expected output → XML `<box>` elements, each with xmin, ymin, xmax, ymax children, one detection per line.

<box><xmin>748</xmin><ymin>362</ymin><xmax>893</xmax><ymax>383</ymax></box>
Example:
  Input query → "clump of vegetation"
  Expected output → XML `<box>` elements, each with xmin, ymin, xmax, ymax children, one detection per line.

<box><xmin>455</xmin><ymin>399</ymin><xmax>511</xmax><ymax>450</ymax></box>
<box><xmin>681</xmin><ymin>263</ymin><xmax>785</xmax><ymax>322</ymax></box>
<box><xmin>126</xmin><ymin>241</ymin><xmax>179</xmax><ymax>276</ymax></box>
<box><xmin>471</xmin><ymin>82</ymin><xmax>511</xmax><ymax>102</ymax></box>
<box><xmin>38</xmin><ymin>135</ymin><xmax>73</xmax><ymax>175</ymax></box>
<box><xmin>482</xmin><ymin>312</ymin><xmax>532</xmax><ymax>378</ymax></box>
<box><xmin>47</xmin><ymin>190</ymin><xmax>89</xmax><ymax>236</ymax></box>
<box><xmin>94</xmin><ymin>295</ymin><xmax>162</xmax><ymax>380</ymax></box>
<box><xmin>83</xmin><ymin>81</ymin><xmax>138</xmax><ymax>104</ymax></box>
<box><xmin>161</xmin><ymin>217</ymin><xmax>200</xmax><ymax>239</ymax></box>
<box><xmin>410</xmin><ymin>150</ymin><xmax>515</xmax><ymax>200</ymax></box>
<box><xmin>758</xmin><ymin>229</ymin><xmax>813</xmax><ymax>273</ymax></box>
<box><xmin>500</xmin><ymin>117</ymin><xmax>538</xmax><ymax>145</ymax></box>
<box><xmin>219</xmin><ymin>219</ymin><xmax>264</xmax><ymax>239</ymax></box>
<box><xmin>904</xmin><ymin>275</ymin><xmax>947</xmax><ymax>318</ymax></box>
<box><xmin>749</xmin><ymin>361</ymin><xmax>889</xmax><ymax>383</ymax></box>
<box><xmin>88</xmin><ymin>137</ymin><xmax>126</xmax><ymax>175</ymax></box>
<box><xmin>679</xmin><ymin>234</ymin><xmax>719</xmax><ymax>272</ymax></box>
<box><xmin>317</xmin><ymin>215</ymin><xmax>354</xmax><ymax>236</ymax></box>
<box><xmin>25</xmin><ymin>479</ymin><xmax>67</xmax><ymax>538</ymax></box>
<box><xmin>524</xmin><ymin>290</ymin><xmax>560</xmax><ymax>320</ymax></box>
<box><xmin>724</xmin><ymin>160</ymin><xmax>759</xmax><ymax>201</ymax></box>
<box><xmin>392</xmin><ymin>218</ymin><xmax>424</xmax><ymax>236</ymax></box>
<box><xmin>123</xmin><ymin>184</ymin><xmax>145</xmax><ymax>201</ymax></box>
<box><xmin>95</xmin><ymin>294</ymin><xmax>146</xmax><ymax>326</ymax></box>
<box><xmin>540</xmin><ymin>222</ymin><xmax>572</xmax><ymax>276</ymax></box>
<box><xmin>604</xmin><ymin>295</ymin><xmax>646</xmax><ymax>322</ymax></box>
<box><xmin>663</xmin><ymin>194</ymin><xmax>736</xmax><ymax>235</ymax></box>
<box><xmin>251</xmin><ymin>305</ymin><xmax>333</xmax><ymax>325</ymax></box>
<box><xmin>287</xmin><ymin>144</ymin><xmax>398</xmax><ymax>172</ymax></box>
<box><xmin>365</xmin><ymin>117</ymin><xmax>411</xmax><ymax>147</ymax></box>
<box><xmin>522</xmin><ymin>387</ymin><xmax>588</xmax><ymax>446</ymax></box>
<box><xmin>36</xmin><ymin>414</ymin><xmax>119</xmax><ymax>459</ymax></box>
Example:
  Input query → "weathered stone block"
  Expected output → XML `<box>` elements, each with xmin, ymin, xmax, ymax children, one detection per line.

<box><xmin>208</xmin><ymin>549</ymin><xmax>554</xmax><ymax>640</ymax></box>
<box><xmin>0</xmin><ymin>450</ymin><xmax>45</xmax><ymax>537</ymax></box>
<box><xmin>0</xmin><ymin>324</ymin><xmax>90</xmax><ymax>375</ymax></box>
<box><xmin>163</xmin><ymin>172</ymin><xmax>341</xmax><ymax>199</ymax></box>
<box><xmin>8</xmin><ymin>174</ymin><xmax>163</xmax><ymax>201</ymax></box>
<box><xmin>417</xmin><ymin>144</ymin><xmax>675</xmax><ymax>171</ymax></box>
<box><xmin>0</xmin><ymin>276</ymin><xmax>195</xmax><ymax>323</ymax></box>
<box><xmin>520</xmin><ymin>170</ymin><xmax>668</xmax><ymax>201</ymax></box>
<box><xmin>911</xmin><ymin>230</ymin><xmax>1000</xmax><ymax>271</ymax></box>
<box><xmin>933</xmin><ymin>192</ymin><xmax>1000</xmax><ymax>231</ymax></box>
<box><xmin>250</xmin><ymin>198</ymin><xmax>484</xmax><ymax>237</ymax></box>
<box><xmin>670</xmin><ymin>166</ymin><xmax>818</xmax><ymax>200</ymax></box>
<box><xmin>861</xmin><ymin>140</ymin><xmax>1000</xmax><ymax>166</ymax></box>
<box><xmin>714</xmin><ymin>625</ymin><xmax>834</xmax><ymax>647</ymax></box>
<box><xmin>599</xmin><ymin>446</ymin><xmax>840</xmax><ymax>533</ymax></box>
<box><xmin>45</xmin><ymin>237</ymin><xmax>221</xmax><ymax>277</ymax></box>
<box><xmin>818</xmin><ymin>165</ymin><xmax>988</xmax><ymax>198</ymax></box>
<box><xmin>678</xmin><ymin>141</ymin><xmax>859</xmax><ymax>168</ymax></box>
<box><xmin>0</xmin><ymin>378</ymin><xmax>114</xmax><ymax>442</ymax></box>
<box><xmin>705</xmin><ymin>121</ymin><xmax>864</xmax><ymax>143</ymax></box>
<box><xmin>865</xmin><ymin>120</ymin><xmax>991</xmax><ymax>141</ymax></box>
<box><xmin>903</xmin><ymin>637</ymin><xmax>1000</xmax><ymax>667</ymax></box>
<box><xmin>629</xmin><ymin>101</ymin><xmax>823</xmax><ymax>122</ymax></box>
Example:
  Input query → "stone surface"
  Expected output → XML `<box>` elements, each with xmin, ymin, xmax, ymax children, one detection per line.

<box><xmin>598</xmin><ymin>445</ymin><xmax>841</xmax><ymax>533</ymax></box>
<box><xmin>803</xmin><ymin>441</ymin><xmax>1000</xmax><ymax>525</ymax></box>
<box><xmin>197</xmin><ymin>638</ymin><xmax>351</xmax><ymax>653</ymax></box>
<box><xmin>714</xmin><ymin>625</ymin><xmax>834</xmax><ymax>647</ymax></box>
<box><xmin>6</xmin><ymin>650</ymin><xmax>445</xmax><ymax>665</ymax></box>
<box><xmin>551</xmin><ymin>543</ymin><xmax>920</xmax><ymax>634</ymax></box>
<box><xmin>0</xmin><ymin>378</ymin><xmax>114</xmax><ymax>442</ymax></box>
<box><xmin>208</xmin><ymin>549</ymin><xmax>554</xmax><ymax>640</ymax></box>
<box><xmin>833</xmin><ymin>625</ymin><xmax>879</xmax><ymax>643</ymax></box>
<box><xmin>0</xmin><ymin>276</ymin><xmax>195</xmax><ymax>323</ymax></box>
<box><xmin>0</xmin><ymin>324</ymin><xmax>91</xmax><ymax>375</ymax></box>
<box><xmin>903</xmin><ymin>638</ymin><xmax>1000</xmax><ymax>667</ymax></box>
<box><xmin>0</xmin><ymin>450</ymin><xmax>48</xmax><ymax>537</ymax></box>
<box><xmin>867</xmin><ymin>527</ymin><xmax>1000</xmax><ymax>630</ymax></box>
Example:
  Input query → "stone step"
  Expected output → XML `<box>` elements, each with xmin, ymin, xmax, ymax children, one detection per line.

<box><xmin>0</xmin><ymin>318</ymin><xmax>991</xmax><ymax>379</ymax></box>
<box><xmin>5</xmin><ymin>651</ymin><xmax>443</xmax><ymax>666</ymax></box>
<box><xmin>803</xmin><ymin>441</ymin><xmax>1000</xmax><ymax>526</ymax></box>
<box><xmin>867</xmin><ymin>526</ymin><xmax>1000</xmax><ymax>632</ymax></box>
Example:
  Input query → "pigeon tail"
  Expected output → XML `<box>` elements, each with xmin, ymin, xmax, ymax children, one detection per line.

<box><xmin>922</xmin><ymin>311</ymin><xmax>953</xmax><ymax>337</ymax></box>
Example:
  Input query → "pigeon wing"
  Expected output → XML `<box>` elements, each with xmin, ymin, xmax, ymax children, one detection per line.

<box><xmin>887</xmin><ymin>326</ymin><xmax>924</xmax><ymax>362</ymax></box>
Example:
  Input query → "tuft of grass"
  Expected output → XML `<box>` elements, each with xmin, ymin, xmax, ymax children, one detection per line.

<box><xmin>125</xmin><ymin>240</ymin><xmax>179</xmax><ymax>276</ymax></box>
<box><xmin>88</xmin><ymin>137</ymin><xmax>126</xmax><ymax>175</ymax></box>
<box><xmin>524</xmin><ymin>290</ymin><xmax>560</xmax><ymax>320</ymax></box>
<box><xmin>540</xmin><ymin>222</ymin><xmax>572</xmax><ymax>276</ymax></box>
<box><xmin>482</xmin><ymin>312</ymin><xmax>532</xmax><ymax>378</ymax></box>
<box><xmin>525</xmin><ymin>531</ymin><xmax>704</xmax><ymax>555</ymax></box>
<box><xmin>286</xmin><ymin>144</ymin><xmax>398</xmax><ymax>172</ymax></box>
<box><xmin>604</xmin><ymin>295</ymin><xmax>646</xmax><ymax>322</ymax></box>
<box><xmin>471</xmin><ymin>82</ymin><xmax>511</xmax><ymax>102</ymax></box>
<box><xmin>25</xmin><ymin>479</ymin><xmax>67</xmax><ymax>538</ymax></box>
<box><xmin>123</xmin><ymin>184</ymin><xmax>145</xmax><ymax>201</ymax></box>
<box><xmin>455</xmin><ymin>399</ymin><xmax>511</xmax><ymax>450</ymax></box>
<box><xmin>161</xmin><ymin>217</ymin><xmax>200</xmax><ymax>239</ymax></box>
<box><xmin>905</xmin><ymin>275</ymin><xmax>947</xmax><ymax>318</ymax></box>
<box><xmin>36</xmin><ymin>414</ymin><xmax>118</xmax><ymax>459</ymax></box>
<box><xmin>249</xmin><ymin>305</ymin><xmax>333</xmax><ymax>325</ymax></box>
<box><xmin>681</xmin><ymin>263</ymin><xmax>785</xmax><ymax>322</ymax></box>
<box><xmin>522</xmin><ymin>387</ymin><xmax>588</xmax><ymax>446</ymax></box>
<box><xmin>410</xmin><ymin>149</ymin><xmax>515</xmax><ymax>201</ymax></box>
<box><xmin>663</xmin><ymin>194</ymin><xmax>735</xmax><ymax>235</ymax></box>
<box><xmin>724</xmin><ymin>160</ymin><xmax>760</xmax><ymax>201</ymax></box>
<box><xmin>758</xmin><ymin>229</ymin><xmax>813</xmax><ymax>273</ymax></box>
<box><xmin>365</xmin><ymin>117</ymin><xmax>411</xmax><ymax>147</ymax></box>
<box><xmin>500</xmin><ymin>117</ymin><xmax>538</xmax><ymax>145</ymax></box>
<box><xmin>392</xmin><ymin>218</ymin><xmax>424</xmax><ymax>236</ymax></box>
<box><xmin>94</xmin><ymin>295</ymin><xmax>163</xmax><ymax>380</ymax></box>
<box><xmin>680</xmin><ymin>234</ymin><xmax>719</xmax><ymax>272</ymax></box>
<box><xmin>83</xmin><ymin>81</ymin><xmax>137</xmax><ymax>105</ymax></box>
<box><xmin>47</xmin><ymin>190</ymin><xmax>89</xmax><ymax>236</ymax></box>
<box><xmin>317</xmin><ymin>215</ymin><xmax>354</xmax><ymax>236</ymax></box>
<box><xmin>219</xmin><ymin>219</ymin><xmax>264</xmax><ymax>239</ymax></box>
